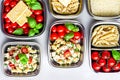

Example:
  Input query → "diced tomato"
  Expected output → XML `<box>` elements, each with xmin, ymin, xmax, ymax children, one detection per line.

<box><xmin>28</xmin><ymin>57</ymin><xmax>32</xmax><ymax>64</ymax></box>
<box><xmin>9</xmin><ymin>50</ymin><xmax>15</xmax><ymax>56</ymax></box>
<box><xmin>15</xmin><ymin>55</ymin><xmax>19</xmax><ymax>60</ymax></box>
<box><xmin>64</xmin><ymin>50</ymin><xmax>71</xmax><ymax>58</ymax></box>
<box><xmin>21</xmin><ymin>47</ymin><xmax>28</xmax><ymax>54</ymax></box>
<box><xmin>9</xmin><ymin>62</ymin><xmax>16</xmax><ymax>69</ymax></box>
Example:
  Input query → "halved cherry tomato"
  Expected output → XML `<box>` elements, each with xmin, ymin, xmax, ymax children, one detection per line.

<box><xmin>57</xmin><ymin>25</ymin><xmax>65</xmax><ymax>33</ymax></box>
<box><xmin>9</xmin><ymin>62</ymin><xmax>16</xmax><ymax>69</ymax></box>
<box><xmin>4</xmin><ymin>0</ymin><xmax>11</xmax><ymax>6</ymax></box>
<box><xmin>21</xmin><ymin>47</ymin><xmax>28</xmax><ymax>54</ymax></box>
<box><xmin>22</xmin><ymin>23</ymin><xmax>29</xmax><ymax>29</ymax></box>
<box><xmin>34</xmin><ymin>10</ymin><xmax>43</xmax><ymax>15</ymax></box>
<box><xmin>64</xmin><ymin>50</ymin><xmax>71</xmax><ymax>58</ymax></box>
<box><xmin>15</xmin><ymin>55</ymin><xmax>19</xmax><ymax>60</ymax></box>
<box><xmin>4</xmin><ymin>23</ymin><xmax>11</xmax><ymax>29</ymax></box>
<box><xmin>65</xmin><ymin>27</ymin><xmax>70</xmax><ymax>33</ymax></box>
<box><xmin>5</xmin><ymin>6</ymin><xmax>11</xmax><ymax>12</ymax></box>
<box><xmin>11</xmin><ymin>22</ymin><xmax>18</xmax><ymax>29</ymax></box>
<box><xmin>51</xmin><ymin>26</ymin><xmax>57</xmax><ymax>32</ymax></box>
<box><xmin>7</xmin><ymin>28</ymin><xmax>14</xmax><ymax>34</ymax></box>
<box><xmin>31</xmin><ymin>14</ymin><xmax>35</xmax><ymax>18</ymax></box>
<box><xmin>36</xmin><ymin>15</ymin><xmax>43</xmax><ymax>23</ymax></box>
<box><xmin>73</xmin><ymin>32</ymin><xmax>82</xmax><ymax>40</ymax></box>
<box><xmin>58</xmin><ymin>32</ymin><xmax>65</xmax><ymax>38</ymax></box>
<box><xmin>28</xmin><ymin>57</ymin><xmax>32</xmax><ymax>64</ymax></box>
<box><xmin>5</xmin><ymin>18</ymin><xmax>11</xmax><ymax>23</ymax></box>
<box><xmin>24</xmin><ymin>28</ymin><xmax>29</xmax><ymax>35</ymax></box>
<box><xmin>3</xmin><ymin>13</ymin><xmax>7</xmax><ymax>19</ymax></box>
<box><xmin>10</xmin><ymin>1</ymin><xmax>17</xmax><ymax>8</ymax></box>
<box><xmin>50</xmin><ymin>32</ymin><xmax>58</xmax><ymax>41</ymax></box>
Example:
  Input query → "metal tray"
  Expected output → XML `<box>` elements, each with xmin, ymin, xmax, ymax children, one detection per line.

<box><xmin>2</xmin><ymin>42</ymin><xmax>41</xmax><ymax>77</ymax></box>
<box><xmin>48</xmin><ymin>0</ymin><xmax>83</xmax><ymax>19</ymax></box>
<box><xmin>48</xmin><ymin>20</ymin><xmax>85</xmax><ymax>68</ymax></box>
<box><xmin>1</xmin><ymin>0</ymin><xmax>46</xmax><ymax>40</ymax></box>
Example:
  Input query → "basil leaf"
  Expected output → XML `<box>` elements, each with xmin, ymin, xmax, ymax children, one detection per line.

<box><xmin>65</xmin><ymin>23</ymin><xmax>75</xmax><ymax>31</ymax></box>
<box><xmin>28</xmin><ymin>17</ymin><xmax>37</xmax><ymax>28</ymax></box>
<box><xmin>18</xmin><ymin>53</ymin><xmax>28</xmax><ymax>65</ymax></box>
<box><xmin>13</xmin><ymin>28</ymin><xmax>23</xmax><ymax>35</ymax></box>
<box><xmin>64</xmin><ymin>32</ymin><xmax>74</xmax><ymax>41</ymax></box>
<box><xmin>112</xmin><ymin>50</ymin><xmax>120</xmax><ymax>61</ymax></box>
<box><xmin>72</xmin><ymin>26</ymin><xmax>79</xmax><ymax>32</ymax></box>
<box><xmin>34</xmin><ymin>28</ymin><xmax>39</xmax><ymax>33</ymax></box>
<box><xmin>29</xmin><ymin>2</ymin><xmax>42</xmax><ymax>10</ymax></box>
<box><xmin>28</xmin><ymin>29</ymin><xmax>36</xmax><ymax>37</ymax></box>
<box><xmin>31</xmin><ymin>0</ymin><xmax>37</xmax><ymax>3</ymax></box>
<box><xmin>36</xmin><ymin>23</ymin><xmax>43</xmax><ymax>29</ymax></box>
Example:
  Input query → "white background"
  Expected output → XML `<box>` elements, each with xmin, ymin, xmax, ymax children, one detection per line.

<box><xmin>0</xmin><ymin>0</ymin><xmax>120</xmax><ymax>80</ymax></box>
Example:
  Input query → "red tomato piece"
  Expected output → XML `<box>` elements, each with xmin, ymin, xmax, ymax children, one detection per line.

<box><xmin>4</xmin><ymin>23</ymin><xmax>11</xmax><ymax>29</ymax></box>
<box><xmin>108</xmin><ymin>58</ymin><xmax>116</xmax><ymax>67</ymax></box>
<box><xmin>28</xmin><ymin>57</ymin><xmax>32</xmax><ymax>64</ymax></box>
<box><xmin>36</xmin><ymin>15</ymin><xmax>43</xmax><ymax>23</ymax></box>
<box><xmin>50</xmin><ymin>32</ymin><xmax>58</xmax><ymax>41</ymax></box>
<box><xmin>64</xmin><ymin>50</ymin><xmax>71</xmax><ymax>58</ymax></box>
<box><xmin>3</xmin><ymin>13</ymin><xmax>7</xmax><ymax>19</ymax></box>
<box><xmin>5</xmin><ymin>6</ymin><xmax>11</xmax><ymax>12</ymax></box>
<box><xmin>9</xmin><ymin>62</ymin><xmax>16</xmax><ymax>69</ymax></box>
<box><xmin>21</xmin><ymin>47</ymin><xmax>28</xmax><ymax>54</ymax></box>
<box><xmin>92</xmin><ymin>62</ymin><xmax>101</xmax><ymax>71</ymax></box>
<box><xmin>22</xmin><ymin>23</ymin><xmax>29</xmax><ymax>29</ymax></box>
<box><xmin>58</xmin><ymin>32</ymin><xmax>65</xmax><ymax>38</ymax></box>
<box><xmin>102</xmin><ymin>66</ymin><xmax>111</xmax><ymax>72</ymax></box>
<box><xmin>51</xmin><ymin>26</ymin><xmax>57</xmax><ymax>32</ymax></box>
<box><xmin>10</xmin><ymin>1</ymin><xmax>17</xmax><ymax>8</ymax></box>
<box><xmin>5</xmin><ymin>18</ymin><xmax>11</xmax><ymax>23</ymax></box>
<box><xmin>57</xmin><ymin>25</ymin><xmax>65</xmax><ymax>33</ymax></box>
<box><xmin>15</xmin><ymin>55</ymin><xmax>19</xmax><ymax>60</ymax></box>
<box><xmin>102</xmin><ymin>51</ymin><xmax>111</xmax><ymax>59</ymax></box>
<box><xmin>23</xmin><ymin>28</ymin><xmax>29</xmax><ymax>35</ymax></box>
<box><xmin>73</xmin><ymin>32</ymin><xmax>82</xmax><ymax>40</ymax></box>
<box><xmin>65</xmin><ymin>27</ymin><xmax>70</xmax><ymax>33</ymax></box>
<box><xmin>98</xmin><ymin>58</ymin><xmax>106</xmax><ymax>67</ymax></box>
<box><xmin>11</xmin><ymin>22</ymin><xmax>18</xmax><ymax>29</ymax></box>
<box><xmin>91</xmin><ymin>51</ymin><xmax>100</xmax><ymax>61</ymax></box>
<box><xmin>34</xmin><ymin>10</ymin><xmax>43</xmax><ymax>15</ymax></box>
<box><xmin>7</xmin><ymin>28</ymin><xmax>14</xmax><ymax>34</ymax></box>
<box><xmin>4</xmin><ymin>0</ymin><xmax>10</xmax><ymax>6</ymax></box>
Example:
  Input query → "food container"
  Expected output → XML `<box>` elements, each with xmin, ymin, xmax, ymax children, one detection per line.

<box><xmin>2</xmin><ymin>42</ymin><xmax>41</xmax><ymax>77</ymax></box>
<box><xmin>49</xmin><ymin>0</ymin><xmax>83</xmax><ymax>19</ymax></box>
<box><xmin>48</xmin><ymin>20</ymin><xmax>85</xmax><ymax>68</ymax></box>
<box><xmin>87</xmin><ymin>0</ymin><xmax>120</xmax><ymax>20</ymax></box>
<box><xmin>89</xmin><ymin>21</ymin><xmax>120</xmax><ymax>73</ymax></box>
<box><xmin>1</xmin><ymin>0</ymin><xmax>46</xmax><ymax>40</ymax></box>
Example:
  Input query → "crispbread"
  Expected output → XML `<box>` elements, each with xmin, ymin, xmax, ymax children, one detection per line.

<box><xmin>17</xmin><ymin>8</ymin><xmax>32</xmax><ymax>26</ymax></box>
<box><xmin>6</xmin><ymin>1</ymin><xmax>28</xmax><ymax>23</ymax></box>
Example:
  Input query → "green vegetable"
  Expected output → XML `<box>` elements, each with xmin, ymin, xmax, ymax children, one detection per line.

<box><xmin>13</xmin><ymin>28</ymin><xmax>23</xmax><ymax>35</ymax></box>
<box><xmin>28</xmin><ymin>29</ymin><xmax>36</xmax><ymax>37</ymax></box>
<box><xmin>64</xmin><ymin>32</ymin><xmax>74</xmax><ymax>41</ymax></box>
<box><xmin>28</xmin><ymin>17</ymin><xmax>37</xmax><ymax>28</ymax></box>
<box><xmin>34</xmin><ymin>28</ymin><xmax>39</xmax><ymax>33</ymax></box>
<box><xmin>112</xmin><ymin>50</ymin><xmax>120</xmax><ymax>61</ymax></box>
<box><xmin>72</xmin><ymin>26</ymin><xmax>79</xmax><ymax>32</ymax></box>
<box><xmin>18</xmin><ymin>53</ymin><xmax>28</xmax><ymax>65</ymax></box>
<box><xmin>36</xmin><ymin>23</ymin><xmax>43</xmax><ymax>29</ymax></box>
<box><xmin>31</xmin><ymin>0</ymin><xmax>37</xmax><ymax>3</ymax></box>
<box><xmin>29</xmin><ymin>2</ymin><xmax>42</xmax><ymax>10</ymax></box>
<box><xmin>65</xmin><ymin>23</ymin><xmax>75</xmax><ymax>31</ymax></box>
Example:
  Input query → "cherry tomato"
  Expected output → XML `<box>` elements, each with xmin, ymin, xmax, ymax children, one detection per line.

<box><xmin>24</xmin><ymin>28</ymin><xmax>29</xmax><ymax>35</ymax></box>
<box><xmin>51</xmin><ymin>26</ymin><xmax>57</xmax><ymax>32</ymax></box>
<box><xmin>7</xmin><ymin>28</ymin><xmax>14</xmax><ymax>34</ymax></box>
<box><xmin>4</xmin><ymin>0</ymin><xmax>10</xmax><ymax>6</ymax></box>
<box><xmin>4</xmin><ymin>23</ymin><xmax>11</xmax><ymax>29</ymax></box>
<box><xmin>15</xmin><ymin>55</ymin><xmax>19</xmax><ymax>60</ymax></box>
<box><xmin>11</xmin><ymin>22</ymin><xmax>18</xmax><ymax>29</ymax></box>
<box><xmin>22</xmin><ymin>23</ymin><xmax>29</xmax><ymax>29</ymax></box>
<box><xmin>34</xmin><ymin>10</ymin><xmax>43</xmax><ymax>15</ymax></box>
<box><xmin>5</xmin><ymin>18</ymin><xmax>11</xmax><ymax>23</ymax></box>
<box><xmin>21</xmin><ymin>47</ymin><xmax>28</xmax><ymax>54</ymax></box>
<box><xmin>113</xmin><ymin>63</ymin><xmax>120</xmax><ymax>71</ymax></box>
<box><xmin>57</xmin><ymin>25</ymin><xmax>65</xmax><ymax>33</ymax></box>
<box><xmin>28</xmin><ymin>57</ymin><xmax>32</xmax><ymax>64</ymax></box>
<box><xmin>5</xmin><ymin>6</ymin><xmax>11</xmax><ymax>12</ymax></box>
<box><xmin>9</xmin><ymin>50</ymin><xmax>15</xmax><ymax>56</ymax></box>
<box><xmin>102</xmin><ymin>66</ymin><xmax>111</xmax><ymax>72</ymax></box>
<box><xmin>102</xmin><ymin>51</ymin><xmax>111</xmax><ymax>59</ymax></box>
<box><xmin>91</xmin><ymin>51</ymin><xmax>100</xmax><ymax>61</ymax></box>
<box><xmin>9</xmin><ymin>62</ymin><xmax>16</xmax><ymax>69</ymax></box>
<box><xmin>92</xmin><ymin>62</ymin><xmax>101</xmax><ymax>71</ymax></box>
<box><xmin>50</xmin><ymin>32</ymin><xmax>58</xmax><ymax>41</ymax></box>
<box><xmin>58</xmin><ymin>32</ymin><xmax>65</xmax><ymax>38</ymax></box>
<box><xmin>98</xmin><ymin>58</ymin><xmax>106</xmax><ymax>67</ymax></box>
<box><xmin>108</xmin><ymin>58</ymin><xmax>116</xmax><ymax>67</ymax></box>
<box><xmin>36</xmin><ymin>15</ymin><xmax>43</xmax><ymax>23</ymax></box>
<box><xmin>65</xmin><ymin>27</ymin><xmax>70</xmax><ymax>33</ymax></box>
<box><xmin>31</xmin><ymin>14</ymin><xmax>35</xmax><ymax>18</ymax></box>
<box><xmin>64</xmin><ymin>50</ymin><xmax>71</xmax><ymax>58</ymax></box>
<box><xmin>3</xmin><ymin>13</ymin><xmax>7</xmax><ymax>19</ymax></box>
<box><xmin>10</xmin><ymin>1</ymin><xmax>17</xmax><ymax>8</ymax></box>
<box><xmin>73</xmin><ymin>32</ymin><xmax>82</xmax><ymax>40</ymax></box>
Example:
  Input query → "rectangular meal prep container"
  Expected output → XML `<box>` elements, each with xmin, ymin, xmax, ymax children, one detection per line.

<box><xmin>87</xmin><ymin>0</ymin><xmax>120</xmax><ymax>20</ymax></box>
<box><xmin>89</xmin><ymin>21</ymin><xmax>120</xmax><ymax>73</ymax></box>
<box><xmin>2</xmin><ymin>42</ymin><xmax>41</xmax><ymax>77</ymax></box>
<box><xmin>1</xmin><ymin>0</ymin><xmax>46</xmax><ymax>40</ymax></box>
<box><xmin>48</xmin><ymin>0</ymin><xmax>83</xmax><ymax>19</ymax></box>
<box><xmin>48</xmin><ymin>20</ymin><xmax>85</xmax><ymax>68</ymax></box>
